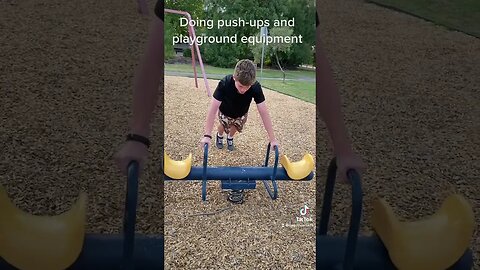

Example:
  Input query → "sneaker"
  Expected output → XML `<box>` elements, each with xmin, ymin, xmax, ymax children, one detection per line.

<box><xmin>227</xmin><ymin>137</ymin><xmax>234</xmax><ymax>151</ymax></box>
<box><xmin>216</xmin><ymin>133</ymin><xmax>223</xmax><ymax>149</ymax></box>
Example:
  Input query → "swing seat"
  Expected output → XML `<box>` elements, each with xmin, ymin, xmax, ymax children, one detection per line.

<box><xmin>371</xmin><ymin>194</ymin><xmax>474</xmax><ymax>270</ymax></box>
<box><xmin>0</xmin><ymin>185</ymin><xmax>86</xmax><ymax>270</ymax></box>
<box><xmin>280</xmin><ymin>153</ymin><xmax>314</xmax><ymax>180</ymax></box>
<box><xmin>164</xmin><ymin>152</ymin><xmax>193</xmax><ymax>179</ymax></box>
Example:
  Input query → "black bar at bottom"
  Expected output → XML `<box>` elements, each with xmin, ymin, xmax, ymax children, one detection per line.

<box><xmin>0</xmin><ymin>234</ymin><xmax>164</xmax><ymax>270</ymax></box>
<box><xmin>316</xmin><ymin>235</ymin><xmax>473</xmax><ymax>270</ymax></box>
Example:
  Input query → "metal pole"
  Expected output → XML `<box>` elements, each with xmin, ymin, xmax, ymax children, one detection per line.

<box><xmin>260</xmin><ymin>27</ymin><xmax>267</xmax><ymax>83</ymax></box>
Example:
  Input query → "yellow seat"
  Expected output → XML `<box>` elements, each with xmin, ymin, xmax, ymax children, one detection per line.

<box><xmin>371</xmin><ymin>194</ymin><xmax>474</xmax><ymax>270</ymax></box>
<box><xmin>164</xmin><ymin>152</ymin><xmax>192</xmax><ymax>179</ymax></box>
<box><xmin>0</xmin><ymin>185</ymin><xmax>86</xmax><ymax>270</ymax></box>
<box><xmin>280</xmin><ymin>153</ymin><xmax>314</xmax><ymax>180</ymax></box>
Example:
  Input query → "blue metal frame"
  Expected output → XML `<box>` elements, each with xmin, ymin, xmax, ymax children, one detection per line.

<box><xmin>122</xmin><ymin>161</ymin><xmax>139</xmax><ymax>268</ymax></box>
<box><xmin>164</xmin><ymin>143</ymin><xmax>312</xmax><ymax>201</ymax></box>
<box><xmin>262</xmin><ymin>143</ymin><xmax>279</xmax><ymax>199</ymax></box>
<box><xmin>318</xmin><ymin>157</ymin><xmax>362</xmax><ymax>270</ymax></box>
<box><xmin>202</xmin><ymin>143</ymin><xmax>208</xmax><ymax>201</ymax></box>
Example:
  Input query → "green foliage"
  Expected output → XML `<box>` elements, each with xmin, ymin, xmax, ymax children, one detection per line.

<box><xmin>251</xmin><ymin>27</ymin><xmax>292</xmax><ymax>70</ymax></box>
<box><xmin>201</xmin><ymin>0</ymin><xmax>315</xmax><ymax>68</ymax></box>
<box><xmin>282</xmin><ymin>0</ymin><xmax>316</xmax><ymax>67</ymax></box>
<box><xmin>164</xmin><ymin>20</ymin><xmax>176</xmax><ymax>60</ymax></box>
<box><xmin>201</xmin><ymin>0</ymin><xmax>287</xmax><ymax>67</ymax></box>
<box><xmin>165</xmin><ymin>0</ymin><xmax>206</xmax><ymax>36</ymax></box>
<box><xmin>183</xmin><ymin>48</ymin><xmax>192</xmax><ymax>58</ymax></box>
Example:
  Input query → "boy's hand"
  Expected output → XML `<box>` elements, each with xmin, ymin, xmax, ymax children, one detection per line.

<box><xmin>336</xmin><ymin>152</ymin><xmax>365</xmax><ymax>183</ymax></box>
<box><xmin>114</xmin><ymin>141</ymin><xmax>148</xmax><ymax>176</ymax></box>
<box><xmin>199</xmin><ymin>136</ymin><xmax>211</xmax><ymax>149</ymax></box>
<box><xmin>270</xmin><ymin>138</ymin><xmax>279</xmax><ymax>150</ymax></box>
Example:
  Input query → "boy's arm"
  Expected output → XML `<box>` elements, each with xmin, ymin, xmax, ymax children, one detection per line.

<box><xmin>129</xmin><ymin>17</ymin><xmax>163</xmax><ymax>138</ymax></box>
<box><xmin>317</xmin><ymin>43</ymin><xmax>353</xmax><ymax>156</ymax></box>
<box><xmin>256</xmin><ymin>102</ymin><xmax>277</xmax><ymax>143</ymax></box>
<box><xmin>203</xmin><ymin>98</ymin><xmax>222</xmax><ymax>136</ymax></box>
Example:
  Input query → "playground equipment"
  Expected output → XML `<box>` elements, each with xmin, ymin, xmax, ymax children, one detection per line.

<box><xmin>163</xmin><ymin>143</ymin><xmax>314</xmax><ymax>202</ymax></box>
<box><xmin>316</xmin><ymin>158</ymin><xmax>474</xmax><ymax>270</ymax></box>
<box><xmin>164</xmin><ymin>9</ymin><xmax>211</xmax><ymax>97</ymax></box>
<box><xmin>0</xmin><ymin>161</ymin><xmax>163</xmax><ymax>270</ymax></box>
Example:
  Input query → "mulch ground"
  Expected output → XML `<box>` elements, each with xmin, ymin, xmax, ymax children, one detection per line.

<box><xmin>164</xmin><ymin>76</ymin><xmax>316</xmax><ymax>269</ymax></box>
<box><xmin>1</xmin><ymin>0</ymin><xmax>478</xmax><ymax>269</ymax></box>
<box><xmin>318</xmin><ymin>0</ymin><xmax>479</xmax><ymax>268</ymax></box>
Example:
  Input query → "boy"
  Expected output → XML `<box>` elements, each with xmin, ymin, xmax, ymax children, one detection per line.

<box><xmin>114</xmin><ymin>2</ymin><xmax>364</xmax><ymax>184</ymax></box>
<box><xmin>199</xmin><ymin>59</ymin><xmax>278</xmax><ymax>151</ymax></box>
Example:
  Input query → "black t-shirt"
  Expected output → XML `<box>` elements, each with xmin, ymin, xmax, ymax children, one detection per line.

<box><xmin>213</xmin><ymin>75</ymin><xmax>265</xmax><ymax>118</ymax></box>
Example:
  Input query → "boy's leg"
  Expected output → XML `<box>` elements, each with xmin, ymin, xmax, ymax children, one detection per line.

<box><xmin>216</xmin><ymin>124</ymin><xmax>225</xmax><ymax>149</ymax></box>
<box><xmin>216</xmin><ymin>111</ymin><xmax>230</xmax><ymax>149</ymax></box>
<box><xmin>226</xmin><ymin>126</ymin><xmax>237</xmax><ymax>151</ymax></box>
<box><xmin>226</xmin><ymin>113</ymin><xmax>247</xmax><ymax>151</ymax></box>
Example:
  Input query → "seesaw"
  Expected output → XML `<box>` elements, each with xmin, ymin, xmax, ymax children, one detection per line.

<box><xmin>0</xmin><ymin>161</ymin><xmax>163</xmax><ymax>270</ymax></box>
<box><xmin>316</xmin><ymin>158</ymin><xmax>474</xmax><ymax>270</ymax></box>
<box><xmin>163</xmin><ymin>143</ymin><xmax>315</xmax><ymax>202</ymax></box>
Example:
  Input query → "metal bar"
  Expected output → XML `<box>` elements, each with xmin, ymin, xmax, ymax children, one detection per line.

<box><xmin>202</xmin><ymin>143</ymin><xmax>208</xmax><ymax>201</ymax></box>
<box><xmin>122</xmin><ymin>161</ymin><xmax>139</xmax><ymax>269</ymax></box>
<box><xmin>318</xmin><ymin>157</ymin><xmax>337</xmax><ymax>235</ymax></box>
<box><xmin>317</xmin><ymin>157</ymin><xmax>363</xmax><ymax>270</ymax></box>
<box><xmin>262</xmin><ymin>144</ymin><xmax>279</xmax><ymax>199</ymax></box>
<box><xmin>165</xmin><ymin>166</ymin><xmax>313</xmax><ymax>181</ymax></box>
<box><xmin>344</xmin><ymin>169</ymin><xmax>363</xmax><ymax>270</ymax></box>
<box><xmin>164</xmin><ymin>9</ymin><xmax>211</xmax><ymax>96</ymax></box>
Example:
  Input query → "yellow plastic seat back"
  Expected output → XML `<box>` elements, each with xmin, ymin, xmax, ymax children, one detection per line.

<box><xmin>164</xmin><ymin>152</ymin><xmax>192</xmax><ymax>179</ymax></box>
<box><xmin>371</xmin><ymin>194</ymin><xmax>474</xmax><ymax>270</ymax></box>
<box><xmin>280</xmin><ymin>153</ymin><xmax>314</xmax><ymax>180</ymax></box>
<box><xmin>0</xmin><ymin>185</ymin><xmax>86</xmax><ymax>270</ymax></box>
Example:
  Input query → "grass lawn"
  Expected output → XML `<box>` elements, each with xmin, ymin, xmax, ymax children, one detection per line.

<box><xmin>165</xmin><ymin>63</ymin><xmax>316</xmax><ymax>103</ymax></box>
<box><xmin>367</xmin><ymin>0</ymin><xmax>480</xmax><ymax>38</ymax></box>
<box><xmin>261</xmin><ymin>80</ymin><xmax>314</xmax><ymax>103</ymax></box>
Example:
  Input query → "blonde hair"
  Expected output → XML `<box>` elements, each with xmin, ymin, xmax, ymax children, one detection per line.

<box><xmin>234</xmin><ymin>59</ymin><xmax>256</xmax><ymax>86</ymax></box>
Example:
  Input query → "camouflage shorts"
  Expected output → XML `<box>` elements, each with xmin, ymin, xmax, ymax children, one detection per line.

<box><xmin>218</xmin><ymin>111</ymin><xmax>248</xmax><ymax>134</ymax></box>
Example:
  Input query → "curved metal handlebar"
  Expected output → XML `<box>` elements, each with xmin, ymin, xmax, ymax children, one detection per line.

<box><xmin>123</xmin><ymin>160</ymin><xmax>140</xmax><ymax>269</ymax></box>
<box><xmin>202</xmin><ymin>143</ymin><xmax>209</xmax><ymax>201</ymax></box>
<box><xmin>262</xmin><ymin>143</ymin><xmax>279</xmax><ymax>199</ymax></box>
<box><xmin>318</xmin><ymin>157</ymin><xmax>362</xmax><ymax>270</ymax></box>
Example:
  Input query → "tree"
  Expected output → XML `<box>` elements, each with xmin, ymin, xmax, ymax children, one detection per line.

<box><xmin>201</xmin><ymin>0</ymin><xmax>289</xmax><ymax>67</ymax></box>
<box><xmin>283</xmin><ymin>0</ymin><xmax>316</xmax><ymax>67</ymax></box>
<box><xmin>165</xmin><ymin>0</ymin><xmax>206</xmax><ymax>36</ymax></box>
<box><xmin>201</xmin><ymin>0</ymin><xmax>315</xmax><ymax>68</ymax></box>
<box><xmin>251</xmin><ymin>27</ymin><xmax>293</xmax><ymax>82</ymax></box>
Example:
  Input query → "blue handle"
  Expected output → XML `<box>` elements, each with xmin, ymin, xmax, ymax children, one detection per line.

<box><xmin>318</xmin><ymin>157</ymin><xmax>362</xmax><ymax>270</ymax></box>
<box><xmin>202</xmin><ymin>143</ymin><xmax>208</xmax><ymax>201</ymax></box>
<box><xmin>262</xmin><ymin>143</ymin><xmax>278</xmax><ymax>199</ymax></box>
<box><xmin>122</xmin><ymin>160</ymin><xmax>139</xmax><ymax>269</ymax></box>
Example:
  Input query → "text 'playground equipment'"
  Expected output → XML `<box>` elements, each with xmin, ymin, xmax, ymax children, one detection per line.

<box><xmin>316</xmin><ymin>158</ymin><xmax>474</xmax><ymax>270</ymax></box>
<box><xmin>163</xmin><ymin>143</ymin><xmax>315</xmax><ymax>202</ymax></box>
<box><xmin>0</xmin><ymin>162</ymin><xmax>163</xmax><ymax>270</ymax></box>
